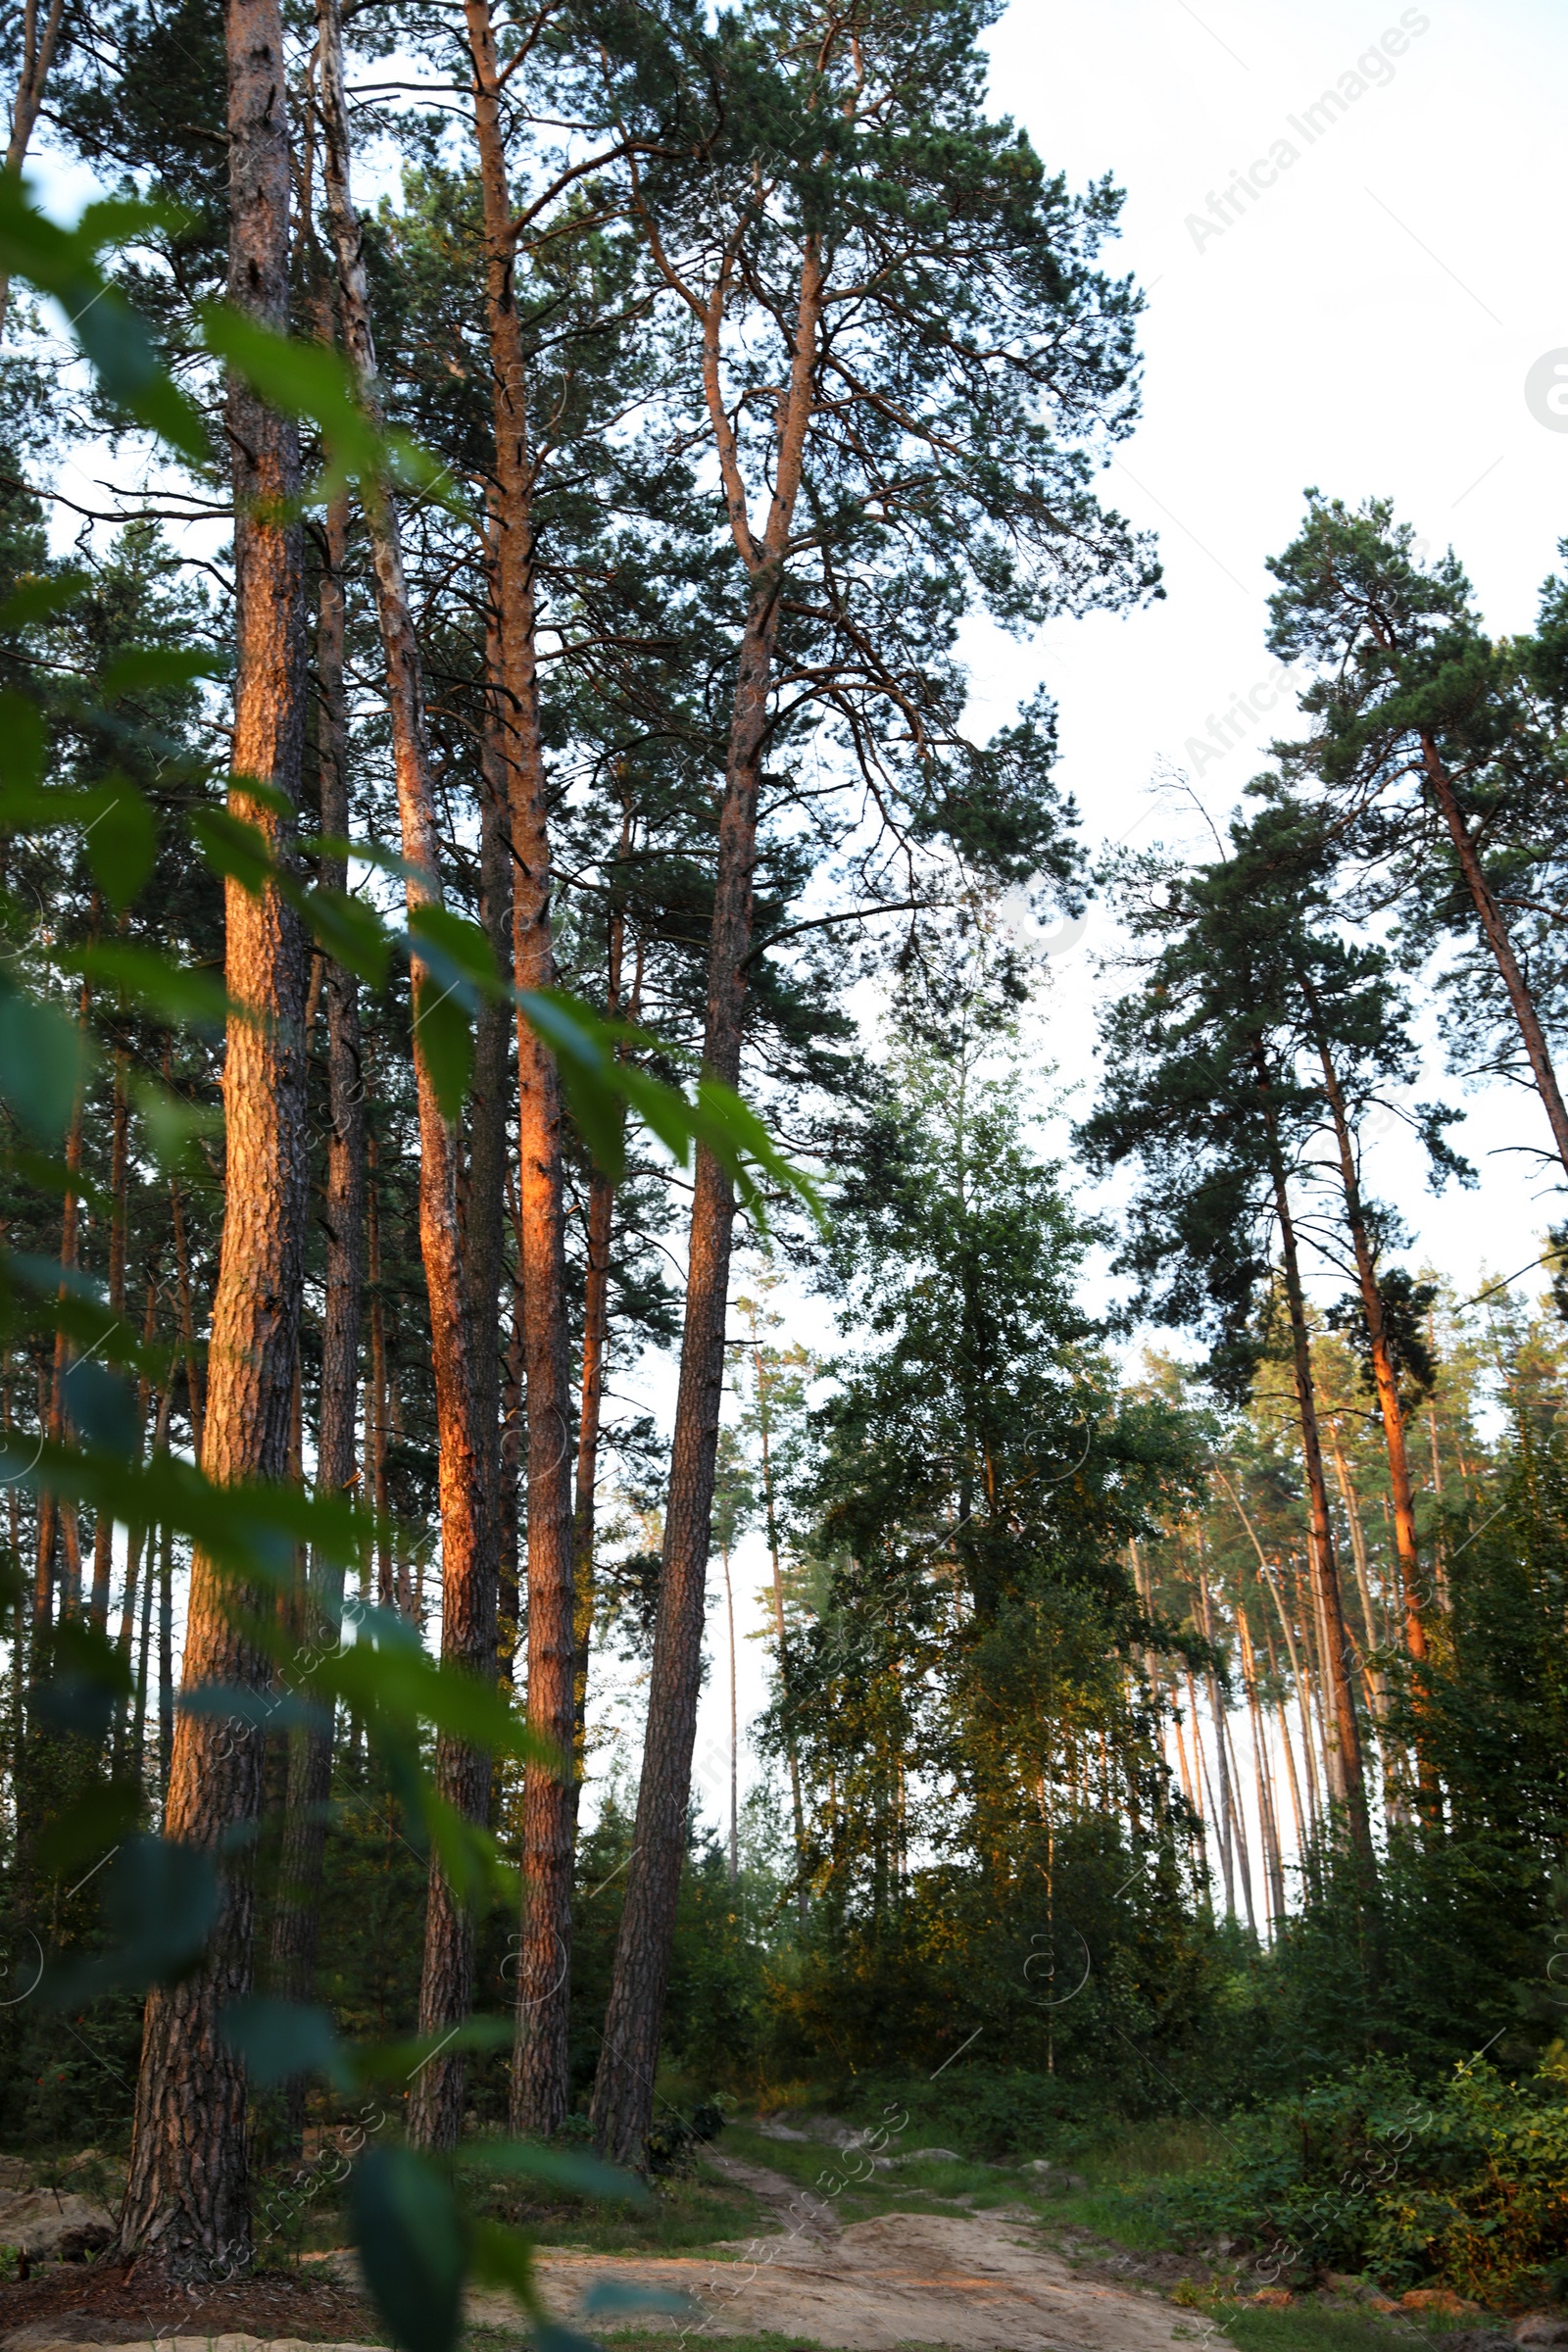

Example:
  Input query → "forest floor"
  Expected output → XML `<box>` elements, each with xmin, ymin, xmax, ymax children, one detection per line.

<box><xmin>0</xmin><ymin>2119</ymin><xmax>1543</xmax><ymax>2352</ymax></box>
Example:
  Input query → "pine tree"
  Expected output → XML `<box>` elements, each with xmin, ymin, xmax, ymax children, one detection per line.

<box><xmin>1082</xmin><ymin>829</ymin><xmax>1376</xmax><ymax>1869</ymax></box>
<box><xmin>591</xmin><ymin>0</ymin><xmax>1156</xmax><ymax>2164</ymax></box>
<box><xmin>119</xmin><ymin>0</ymin><xmax>311</xmax><ymax>2259</ymax></box>
<box><xmin>1266</xmin><ymin>494</ymin><xmax>1568</xmax><ymax>1183</ymax></box>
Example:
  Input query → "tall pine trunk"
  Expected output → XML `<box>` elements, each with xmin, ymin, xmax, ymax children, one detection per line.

<box><xmin>119</xmin><ymin>0</ymin><xmax>309</xmax><ymax>2254</ymax></box>
<box><xmin>591</xmin><ymin>235</ymin><xmax>823</xmax><ymax>2166</ymax></box>
<box><xmin>269</xmin><ymin>488</ymin><xmax>365</xmax><ymax>2157</ymax></box>
<box><xmin>457</xmin><ymin>0</ymin><xmax>576</xmax><ymax>2139</ymax></box>
<box><xmin>318</xmin><ymin>0</ymin><xmax>496</xmax><ymax>2152</ymax></box>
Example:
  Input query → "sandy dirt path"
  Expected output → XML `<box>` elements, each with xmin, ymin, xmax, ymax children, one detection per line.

<box><xmin>501</xmin><ymin>2206</ymin><xmax>1231</xmax><ymax>2351</ymax></box>
<box><xmin>469</xmin><ymin>2150</ymin><xmax>1234</xmax><ymax>2352</ymax></box>
<box><xmin>3</xmin><ymin>2158</ymin><xmax>1230</xmax><ymax>2352</ymax></box>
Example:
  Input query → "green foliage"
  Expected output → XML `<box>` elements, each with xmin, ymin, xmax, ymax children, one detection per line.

<box><xmin>1167</xmin><ymin>2060</ymin><xmax>1568</xmax><ymax>2306</ymax></box>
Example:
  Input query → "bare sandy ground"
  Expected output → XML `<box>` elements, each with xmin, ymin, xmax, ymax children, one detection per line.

<box><xmin>471</xmin><ymin>2154</ymin><xmax>1235</xmax><ymax>2352</ymax></box>
<box><xmin>509</xmin><ymin>2205</ymin><xmax>1232</xmax><ymax>2352</ymax></box>
<box><xmin>1</xmin><ymin>2153</ymin><xmax>1231</xmax><ymax>2352</ymax></box>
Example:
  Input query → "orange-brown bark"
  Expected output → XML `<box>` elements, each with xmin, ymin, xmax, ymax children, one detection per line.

<box><xmin>318</xmin><ymin>0</ymin><xmax>498</xmax><ymax>2146</ymax></box>
<box><xmin>119</xmin><ymin>0</ymin><xmax>310</xmax><ymax>2258</ymax></box>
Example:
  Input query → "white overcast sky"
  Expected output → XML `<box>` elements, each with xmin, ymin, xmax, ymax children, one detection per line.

<box><xmin>689</xmin><ymin>0</ymin><xmax>1568</xmax><ymax>1840</ymax></box>
<box><xmin>981</xmin><ymin>0</ymin><xmax>1568</xmax><ymax>1282</ymax></box>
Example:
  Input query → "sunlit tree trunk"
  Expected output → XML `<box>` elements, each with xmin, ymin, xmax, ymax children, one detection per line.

<box><xmin>318</xmin><ymin>0</ymin><xmax>497</xmax><ymax>2148</ymax></box>
<box><xmin>456</xmin><ymin>0</ymin><xmax>576</xmax><ymax>2137</ymax></box>
<box><xmin>119</xmin><ymin>0</ymin><xmax>310</xmax><ymax>2256</ymax></box>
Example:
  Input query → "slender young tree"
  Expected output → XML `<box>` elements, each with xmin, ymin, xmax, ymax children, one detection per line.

<box><xmin>737</xmin><ymin>1290</ymin><xmax>810</xmax><ymax>1917</ymax></box>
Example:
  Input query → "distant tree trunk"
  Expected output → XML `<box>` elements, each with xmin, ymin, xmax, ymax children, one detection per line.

<box><xmin>1267</xmin><ymin>1558</ymin><xmax>1321</xmax><ymax>1837</ymax></box>
<box><xmin>318</xmin><ymin>0</ymin><xmax>496</xmax><ymax>2150</ymax></box>
<box><xmin>1168</xmin><ymin>1684</ymin><xmax>1206</xmax><ymax>1899</ymax></box>
<box><xmin>1215</xmin><ymin>1471</ymin><xmax>1312</xmax><ymax>1868</ymax></box>
<box><xmin>158</xmin><ymin>1521</ymin><xmax>173</xmax><ymax>1804</ymax></box>
<box><xmin>1426</xmin><ymin>1377</ymin><xmax>1450</xmax><ymax>1614</ymax></box>
<box><xmin>1196</xmin><ymin>1565</ymin><xmax>1236</xmax><ymax>1920</ymax></box>
<box><xmin>498</xmin><ymin>1275</ymin><xmax>522</xmax><ymax>1683</ymax></box>
<box><xmin>1253</xmin><ymin>1054</ymin><xmax>1372</xmax><ymax>1871</ymax></box>
<box><xmin>366</xmin><ymin>1123</ymin><xmax>392</xmax><ymax>1609</ymax></box>
<box><xmin>90</xmin><ymin>1053</ymin><xmax>130</xmax><ymax>1626</ymax></box>
<box><xmin>1236</xmin><ymin>1604</ymin><xmax>1284</xmax><ymax>1928</ymax></box>
<box><xmin>34</xmin><ymin>977</ymin><xmax>89</xmax><ymax>1634</ymax></box>
<box><xmin>721</xmin><ymin>1538</ymin><xmax>738</xmax><ymax>1886</ymax></box>
<box><xmin>270</xmin><ymin>487</ymin><xmax>365</xmax><ymax>2160</ymax></box>
<box><xmin>131</xmin><ymin>1538</ymin><xmax>154</xmax><ymax>1786</ymax></box>
<box><xmin>1307</xmin><ymin>1021</ymin><xmax>1437</xmax><ymax>1816</ymax></box>
<box><xmin>116</xmin><ymin>1377</ymin><xmax>173</xmax><ymax>1778</ymax></box>
<box><xmin>170</xmin><ymin>1170</ymin><xmax>206</xmax><ymax>1459</ymax></box>
<box><xmin>567</xmin><ymin>874</ymin><xmax>630</xmax><ymax>1824</ymax></box>
<box><xmin>1185</xmin><ymin>1674</ymin><xmax>1221</xmax><ymax>1908</ymax></box>
<box><xmin>117</xmin><ymin>0</ymin><xmax>309</xmax><ymax>2260</ymax></box>
<box><xmin>1219</xmin><ymin>1702</ymin><xmax>1255</xmax><ymax>1935</ymax></box>
<box><xmin>751</xmin><ymin>1328</ymin><xmax>808</xmax><ymax>1923</ymax></box>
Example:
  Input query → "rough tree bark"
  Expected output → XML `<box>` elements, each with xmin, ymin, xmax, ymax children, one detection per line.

<box><xmin>455</xmin><ymin>0</ymin><xmax>577</xmax><ymax>2139</ymax></box>
<box><xmin>591</xmin><ymin>231</ymin><xmax>824</xmax><ymax>2166</ymax></box>
<box><xmin>317</xmin><ymin>0</ymin><xmax>495</xmax><ymax>2152</ymax></box>
<box><xmin>269</xmin><ymin>488</ymin><xmax>366</xmax><ymax>2157</ymax></box>
<box><xmin>118</xmin><ymin>0</ymin><xmax>310</xmax><ymax>2260</ymax></box>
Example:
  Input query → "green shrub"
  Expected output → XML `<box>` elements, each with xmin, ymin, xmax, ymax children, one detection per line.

<box><xmin>1166</xmin><ymin>2057</ymin><xmax>1568</xmax><ymax>2307</ymax></box>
